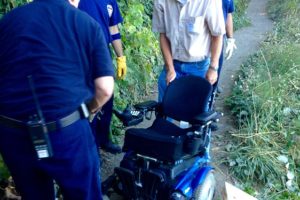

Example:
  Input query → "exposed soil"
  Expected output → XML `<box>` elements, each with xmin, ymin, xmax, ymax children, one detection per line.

<box><xmin>101</xmin><ymin>0</ymin><xmax>274</xmax><ymax>199</ymax></box>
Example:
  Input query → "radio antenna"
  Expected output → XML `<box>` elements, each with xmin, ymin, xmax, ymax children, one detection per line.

<box><xmin>27</xmin><ymin>75</ymin><xmax>44</xmax><ymax>121</ymax></box>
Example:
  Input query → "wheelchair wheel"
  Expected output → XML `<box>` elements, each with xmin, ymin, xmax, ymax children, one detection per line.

<box><xmin>192</xmin><ymin>171</ymin><xmax>216</xmax><ymax>200</ymax></box>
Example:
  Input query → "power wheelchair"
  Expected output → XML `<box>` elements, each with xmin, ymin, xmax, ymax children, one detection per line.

<box><xmin>102</xmin><ymin>75</ymin><xmax>221</xmax><ymax>200</ymax></box>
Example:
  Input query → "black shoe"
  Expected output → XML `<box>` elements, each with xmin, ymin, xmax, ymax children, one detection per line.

<box><xmin>210</xmin><ymin>123</ymin><xmax>218</xmax><ymax>132</ymax></box>
<box><xmin>101</xmin><ymin>141</ymin><xmax>122</xmax><ymax>154</ymax></box>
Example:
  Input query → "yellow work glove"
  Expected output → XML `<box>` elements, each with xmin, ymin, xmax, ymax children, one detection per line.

<box><xmin>116</xmin><ymin>56</ymin><xmax>127</xmax><ymax>79</ymax></box>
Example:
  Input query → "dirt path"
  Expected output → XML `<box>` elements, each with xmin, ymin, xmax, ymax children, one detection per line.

<box><xmin>101</xmin><ymin>0</ymin><xmax>274</xmax><ymax>199</ymax></box>
<box><xmin>211</xmin><ymin>0</ymin><xmax>273</xmax><ymax>199</ymax></box>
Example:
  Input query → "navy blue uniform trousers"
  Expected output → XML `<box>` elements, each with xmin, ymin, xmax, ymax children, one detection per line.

<box><xmin>0</xmin><ymin>119</ymin><xmax>101</xmax><ymax>200</ymax></box>
<box><xmin>92</xmin><ymin>95</ymin><xmax>113</xmax><ymax>148</ymax></box>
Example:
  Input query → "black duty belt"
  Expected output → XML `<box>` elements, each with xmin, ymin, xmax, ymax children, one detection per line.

<box><xmin>0</xmin><ymin>109</ymin><xmax>86</xmax><ymax>132</ymax></box>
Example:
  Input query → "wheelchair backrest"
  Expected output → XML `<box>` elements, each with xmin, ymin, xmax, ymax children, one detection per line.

<box><xmin>161</xmin><ymin>75</ymin><xmax>212</xmax><ymax>122</ymax></box>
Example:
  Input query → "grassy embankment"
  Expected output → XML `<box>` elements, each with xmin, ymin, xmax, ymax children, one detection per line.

<box><xmin>226</xmin><ymin>0</ymin><xmax>300</xmax><ymax>199</ymax></box>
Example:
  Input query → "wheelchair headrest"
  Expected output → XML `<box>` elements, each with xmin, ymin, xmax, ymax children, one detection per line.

<box><xmin>162</xmin><ymin>75</ymin><xmax>212</xmax><ymax>121</ymax></box>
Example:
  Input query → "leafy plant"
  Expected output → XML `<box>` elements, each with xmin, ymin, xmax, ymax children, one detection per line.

<box><xmin>111</xmin><ymin>0</ymin><xmax>162</xmax><ymax>138</ymax></box>
<box><xmin>233</xmin><ymin>0</ymin><xmax>251</xmax><ymax>30</ymax></box>
<box><xmin>0</xmin><ymin>0</ymin><xmax>29</xmax><ymax>17</ymax></box>
<box><xmin>0</xmin><ymin>156</ymin><xmax>10</xmax><ymax>191</ymax></box>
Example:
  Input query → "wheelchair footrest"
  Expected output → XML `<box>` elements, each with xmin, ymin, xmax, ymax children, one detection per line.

<box><xmin>141</xmin><ymin>170</ymin><xmax>165</xmax><ymax>200</ymax></box>
<box><xmin>115</xmin><ymin>167</ymin><xmax>138</xmax><ymax>199</ymax></box>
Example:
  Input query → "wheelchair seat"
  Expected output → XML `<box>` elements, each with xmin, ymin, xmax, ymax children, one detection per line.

<box><xmin>122</xmin><ymin>76</ymin><xmax>213</xmax><ymax>162</ymax></box>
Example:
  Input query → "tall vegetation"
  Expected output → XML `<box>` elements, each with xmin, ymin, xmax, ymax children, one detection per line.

<box><xmin>113</xmin><ymin>0</ymin><xmax>161</xmax><ymax>105</ymax></box>
<box><xmin>105</xmin><ymin>0</ymin><xmax>162</xmax><ymax>138</ymax></box>
<box><xmin>226</xmin><ymin>0</ymin><xmax>300</xmax><ymax>199</ymax></box>
<box><xmin>233</xmin><ymin>0</ymin><xmax>251</xmax><ymax>30</ymax></box>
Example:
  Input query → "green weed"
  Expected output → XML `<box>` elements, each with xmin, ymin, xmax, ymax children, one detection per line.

<box><xmin>234</xmin><ymin>0</ymin><xmax>251</xmax><ymax>30</ymax></box>
<box><xmin>0</xmin><ymin>156</ymin><xmax>10</xmax><ymax>182</ymax></box>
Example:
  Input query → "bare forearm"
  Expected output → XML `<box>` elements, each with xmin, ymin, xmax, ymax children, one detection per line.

<box><xmin>226</xmin><ymin>13</ymin><xmax>234</xmax><ymax>38</ymax></box>
<box><xmin>88</xmin><ymin>76</ymin><xmax>114</xmax><ymax>113</ymax></box>
<box><xmin>210</xmin><ymin>35</ymin><xmax>223</xmax><ymax>68</ymax></box>
<box><xmin>110</xmin><ymin>25</ymin><xmax>124</xmax><ymax>57</ymax></box>
<box><xmin>112</xmin><ymin>39</ymin><xmax>123</xmax><ymax>57</ymax></box>
<box><xmin>160</xmin><ymin>33</ymin><xmax>174</xmax><ymax>71</ymax></box>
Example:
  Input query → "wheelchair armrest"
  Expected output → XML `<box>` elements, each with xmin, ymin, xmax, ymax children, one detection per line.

<box><xmin>192</xmin><ymin>111</ymin><xmax>221</xmax><ymax>125</ymax></box>
<box><xmin>135</xmin><ymin>100</ymin><xmax>160</xmax><ymax>120</ymax></box>
<box><xmin>134</xmin><ymin>100</ymin><xmax>158</xmax><ymax>112</ymax></box>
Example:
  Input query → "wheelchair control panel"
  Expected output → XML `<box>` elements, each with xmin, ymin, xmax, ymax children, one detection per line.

<box><xmin>113</xmin><ymin>100</ymin><xmax>158</xmax><ymax>127</ymax></box>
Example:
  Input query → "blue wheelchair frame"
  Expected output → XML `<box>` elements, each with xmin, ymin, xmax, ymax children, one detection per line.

<box><xmin>174</xmin><ymin>159</ymin><xmax>213</xmax><ymax>198</ymax></box>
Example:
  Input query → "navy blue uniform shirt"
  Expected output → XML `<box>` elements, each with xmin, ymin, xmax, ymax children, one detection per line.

<box><xmin>78</xmin><ymin>0</ymin><xmax>123</xmax><ymax>44</ymax></box>
<box><xmin>0</xmin><ymin>0</ymin><xmax>114</xmax><ymax>121</ymax></box>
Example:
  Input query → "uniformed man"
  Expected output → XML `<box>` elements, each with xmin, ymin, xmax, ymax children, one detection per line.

<box><xmin>211</xmin><ymin>0</ymin><xmax>236</xmax><ymax>131</ymax></box>
<box><xmin>216</xmin><ymin>0</ymin><xmax>236</xmax><ymax>87</ymax></box>
<box><xmin>79</xmin><ymin>0</ymin><xmax>126</xmax><ymax>154</ymax></box>
<box><xmin>0</xmin><ymin>0</ymin><xmax>114</xmax><ymax>199</ymax></box>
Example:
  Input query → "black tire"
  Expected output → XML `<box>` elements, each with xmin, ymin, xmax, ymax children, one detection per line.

<box><xmin>192</xmin><ymin>171</ymin><xmax>216</xmax><ymax>200</ymax></box>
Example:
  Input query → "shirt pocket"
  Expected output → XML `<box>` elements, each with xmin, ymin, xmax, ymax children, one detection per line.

<box><xmin>186</xmin><ymin>16</ymin><xmax>205</xmax><ymax>34</ymax></box>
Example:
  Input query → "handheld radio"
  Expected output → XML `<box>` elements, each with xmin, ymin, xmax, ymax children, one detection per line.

<box><xmin>27</xmin><ymin>75</ymin><xmax>53</xmax><ymax>159</ymax></box>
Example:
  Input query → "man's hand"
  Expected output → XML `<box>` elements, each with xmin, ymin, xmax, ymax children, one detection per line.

<box><xmin>116</xmin><ymin>56</ymin><xmax>127</xmax><ymax>79</ymax></box>
<box><xmin>166</xmin><ymin>69</ymin><xmax>176</xmax><ymax>85</ymax></box>
<box><xmin>88</xmin><ymin>109</ymin><xmax>102</xmax><ymax>123</ymax></box>
<box><xmin>225</xmin><ymin>38</ymin><xmax>237</xmax><ymax>60</ymax></box>
<box><xmin>206</xmin><ymin>67</ymin><xmax>218</xmax><ymax>85</ymax></box>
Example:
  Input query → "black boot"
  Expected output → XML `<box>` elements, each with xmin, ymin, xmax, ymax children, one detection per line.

<box><xmin>101</xmin><ymin>141</ymin><xmax>122</xmax><ymax>154</ymax></box>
